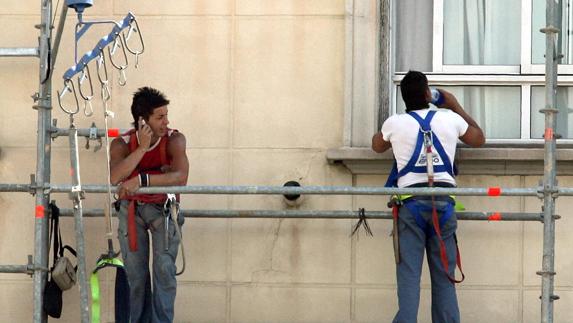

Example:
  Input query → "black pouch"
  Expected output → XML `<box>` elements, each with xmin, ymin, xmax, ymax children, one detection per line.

<box><xmin>43</xmin><ymin>202</ymin><xmax>67</xmax><ymax>318</ymax></box>
<box><xmin>43</xmin><ymin>279</ymin><xmax>63</xmax><ymax>318</ymax></box>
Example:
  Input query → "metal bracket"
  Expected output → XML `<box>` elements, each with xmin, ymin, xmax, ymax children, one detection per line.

<box><xmin>69</xmin><ymin>193</ymin><xmax>86</xmax><ymax>201</ymax></box>
<box><xmin>29</xmin><ymin>174</ymin><xmax>36</xmax><ymax>196</ymax></box>
<box><xmin>539</xmin><ymin>213</ymin><xmax>562</xmax><ymax>222</ymax></box>
<box><xmin>538</xmin><ymin>294</ymin><xmax>560</xmax><ymax>301</ymax></box>
<box><xmin>536</xmin><ymin>270</ymin><xmax>556</xmax><ymax>276</ymax></box>
<box><xmin>536</xmin><ymin>182</ymin><xmax>544</xmax><ymax>200</ymax></box>
<box><xmin>84</xmin><ymin>122</ymin><xmax>103</xmax><ymax>152</ymax></box>
<box><xmin>50</xmin><ymin>119</ymin><xmax>59</xmax><ymax>140</ymax></box>
<box><xmin>540</xmin><ymin>26</ymin><xmax>560</xmax><ymax>34</ymax></box>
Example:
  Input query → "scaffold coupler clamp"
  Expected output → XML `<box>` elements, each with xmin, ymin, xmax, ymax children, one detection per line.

<box><xmin>85</xmin><ymin>122</ymin><xmax>103</xmax><ymax>152</ymax></box>
<box><xmin>388</xmin><ymin>197</ymin><xmax>402</xmax><ymax>264</ymax></box>
<box><xmin>163</xmin><ymin>194</ymin><xmax>178</xmax><ymax>251</ymax></box>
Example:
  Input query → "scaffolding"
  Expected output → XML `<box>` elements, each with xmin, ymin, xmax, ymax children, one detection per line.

<box><xmin>0</xmin><ymin>1</ymin><xmax>562</xmax><ymax>322</ymax></box>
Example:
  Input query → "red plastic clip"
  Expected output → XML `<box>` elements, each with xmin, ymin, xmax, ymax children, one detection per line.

<box><xmin>108</xmin><ymin>128</ymin><xmax>120</xmax><ymax>137</ymax></box>
<box><xmin>35</xmin><ymin>205</ymin><xmax>45</xmax><ymax>219</ymax></box>
<box><xmin>488</xmin><ymin>212</ymin><xmax>502</xmax><ymax>221</ymax></box>
<box><xmin>487</xmin><ymin>187</ymin><xmax>501</xmax><ymax>196</ymax></box>
<box><xmin>544</xmin><ymin>128</ymin><xmax>554</xmax><ymax>141</ymax></box>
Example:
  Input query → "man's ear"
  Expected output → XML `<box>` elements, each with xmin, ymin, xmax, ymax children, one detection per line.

<box><xmin>424</xmin><ymin>88</ymin><xmax>432</xmax><ymax>103</ymax></box>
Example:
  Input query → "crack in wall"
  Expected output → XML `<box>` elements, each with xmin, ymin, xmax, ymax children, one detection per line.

<box><xmin>251</xmin><ymin>219</ymin><xmax>288</xmax><ymax>281</ymax></box>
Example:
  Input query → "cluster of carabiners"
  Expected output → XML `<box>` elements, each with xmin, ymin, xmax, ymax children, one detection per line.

<box><xmin>57</xmin><ymin>12</ymin><xmax>145</xmax><ymax>118</ymax></box>
<box><xmin>163</xmin><ymin>194</ymin><xmax>186</xmax><ymax>276</ymax></box>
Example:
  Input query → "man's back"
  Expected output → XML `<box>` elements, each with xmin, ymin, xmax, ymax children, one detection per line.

<box><xmin>381</xmin><ymin>108</ymin><xmax>468</xmax><ymax>187</ymax></box>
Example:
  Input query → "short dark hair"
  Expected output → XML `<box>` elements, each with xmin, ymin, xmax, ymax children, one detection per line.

<box><xmin>130</xmin><ymin>87</ymin><xmax>170</xmax><ymax>127</ymax></box>
<box><xmin>400</xmin><ymin>70</ymin><xmax>429</xmax><ymax>112</ymax></box>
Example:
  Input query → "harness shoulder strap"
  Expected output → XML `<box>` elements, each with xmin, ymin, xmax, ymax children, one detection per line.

<box><xmin>398</xmin><ymin>111</ymin><xmax>454</xmax><ymax>177</ymax></box>
<box><xmin>408</xmin><ymin>110</ymin><xmax>435</xmax><ymax>131</ymax></box>
<box><xmin>159</xmin><ymin>136</ymin><xmax>168</xmax><ymax>166</ymax></box>
<box><xmin>128</xmin><ymin>130</ymin><xmax>138</xmax><ymax>153</ymax></box>
<box><xmin>160</xmin><ymin>129</ymin><xmax>178</xmax><ymax>165</ymax></box>
<box><xmin>396</xmin><ymin>111</ymin><xmax>437</xmax><ymax>178</ymax></box>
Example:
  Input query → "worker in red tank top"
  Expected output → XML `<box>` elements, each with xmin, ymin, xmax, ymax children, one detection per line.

<box><xmin>110</xmin><ymin>87</ymin><xmax>189</xmax><ymax>323</ymax></box>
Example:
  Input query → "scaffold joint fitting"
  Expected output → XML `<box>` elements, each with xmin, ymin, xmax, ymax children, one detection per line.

<box><xmin>536</xmin><ymin>270</ymin><xmax>556</xmax><ymax>276</ymax></box>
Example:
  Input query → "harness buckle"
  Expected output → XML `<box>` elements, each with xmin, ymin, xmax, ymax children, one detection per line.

<box><xmin>421</xmin><ymin>128</ymin><xmax>433</xmax><ymax>148</ymax></box>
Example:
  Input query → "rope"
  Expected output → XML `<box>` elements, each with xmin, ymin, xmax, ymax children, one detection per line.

<box><xmin>166</xmin><ymin>195</ymin><xmax>186</xmax><ymax>275</ymax></box>
<box><xmin>100</xmin><ymin>57</ymin><xmax>115</xmax><ymax>244</ymax></box>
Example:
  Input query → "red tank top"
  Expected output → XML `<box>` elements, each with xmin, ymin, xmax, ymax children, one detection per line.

<box><xmin>123</xmin><ymin>128</ymin><xmax>178</xmax><ymax>203</ymax></box>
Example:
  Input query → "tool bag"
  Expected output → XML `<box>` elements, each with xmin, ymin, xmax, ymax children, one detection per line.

<box><xmin>43</xmin><ymin>202</ymin><xmax>77</xmax><ymax>318</ymax></box>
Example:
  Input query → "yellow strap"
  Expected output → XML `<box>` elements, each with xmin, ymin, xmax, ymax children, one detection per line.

<box><xmin>90</xmin><ymin>257</ymin><xmax>125</xmax><ymax>323</ymax></box>
<box><xmin>90</xmin><ymin>272</ymin><xmax>100</xmax><ymax>323</ymax></box>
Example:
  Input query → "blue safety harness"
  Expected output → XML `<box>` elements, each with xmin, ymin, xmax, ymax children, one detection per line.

<box><xmin>384</xmin><ymin>110</ymin><xmax>456</xmax><ymax>236</ymax></box>
<box><xmin>385</xmin><ymin>110</ymin><xmax>465</xmax><ymax>283</ymax></box>
<box><xmin>385</xmin><ymin>110</ymin><xmax>455</xmax><ymax>188</ymax></box>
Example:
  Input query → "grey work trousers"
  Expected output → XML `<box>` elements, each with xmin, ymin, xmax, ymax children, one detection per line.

<box><xmin>117</xmin><ymin>201</ymin><xmax>182</xmax><ymax>323</ymax></box>
<box><xmin>392</xmin><ymin>198</ymin><xmax>460</xmax><ymax>323</ymax></box>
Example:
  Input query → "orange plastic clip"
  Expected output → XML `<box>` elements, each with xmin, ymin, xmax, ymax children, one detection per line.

<box><xmin>35</xmin><ymin>205</ymin><xmax>45</xmax><ymax>219</ymax></box>
<box><xmin>544</xmin><ymin>128</ymin><xmax>554</xmax><ymax>141</ymax></box>
<box><xmin>488</xmin><ymin>212</ymin><xmax>502</xmax><ymax>221</ymax></box>
<box><xmin>487</xmin><ymin>187</ymin><xmax>501</xmax><ymax>197</ymax></box>
<box><xmin>108</xmin><ymin>128</ymin><xmax>120</xmax><ymax>137</ymax></box>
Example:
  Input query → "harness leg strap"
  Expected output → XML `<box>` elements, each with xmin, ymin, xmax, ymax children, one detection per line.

<box><xmin>390</xmin><ymin>202</ymin><xmax>401</xmax><ymax>264</ymax></box>
<box><xmin>127</xmin><ymin>200</ymin><xmax>138</xmax><ymax>251</ymax></box>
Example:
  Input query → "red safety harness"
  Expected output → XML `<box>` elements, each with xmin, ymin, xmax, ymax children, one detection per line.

<box><xmin>124</xmin><ymin>129</ymin><xmax>177</xmax><ymax>251</ymax></box>
<box><xmin>422</xmin><ymin>126</ymin><xmax>465</xmax><ymax>284</ymax></box>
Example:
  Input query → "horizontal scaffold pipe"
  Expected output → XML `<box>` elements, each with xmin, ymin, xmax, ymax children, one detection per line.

<box><xmin>0</xmin><ymin>184</ymin><xmax>32</xmax><ymax>192</ymax></box>
<box><xmin>0</xmin><ymin>265</ymin><xmax>32</xmax><ymax>274</ymax></box>
<box><xmin>0</xmin><ymin>47</ymin><xmax>39</xmax><ymax>57</ymax></box>
<box><xmin>0</xmin><ymin>184</ymin><xmax>548</xmax><ymax>196</ymax></box>
<box><xmin>51</xmin><ymin>127</ymin><xmax>129</xmax><ymax>138</ymax></box>
<box><xmin>51</xmin><ymin>185</ymin><xmax>542</xmax><ymax>196</ymax></box>
<box><xmin>58</xmin><ymin>208</ymin><xmax>548</xmax><ymax>222</ymax></box>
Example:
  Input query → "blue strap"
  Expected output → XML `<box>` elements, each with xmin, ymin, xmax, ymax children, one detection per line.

<box><xmin>384</xmin><ymin>161</ymin><xmax>399</xmax><ymax>187</ymax></box>
<box><xmin>404</xmin><ymin>199</ymin><xmax>455</xmax><ymax>237</ymax></box>
<box><xmin>384</xmin><ymin>110</ymin><xmax>455</xmax><ymax>187</ymax></box>
<box><xmin>408</xmin><ymin>110</ymin><xmax>435</xmax><ymax>131</ymax></box>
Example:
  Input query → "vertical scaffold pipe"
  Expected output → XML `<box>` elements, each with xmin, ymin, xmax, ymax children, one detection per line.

<box><xmin>68</xmin><ymin>127</ymin><xmax>90</xmax><ymax>323</ymax></box>
<box><xmin>33</xmin><ymin>0</ymin><xmax>52</xmax><ymax>322</ymax></box>
<box><xmin>540</xmin><ymin>1</ymin><xmax>559</xmax><ymax>322</ymax></box>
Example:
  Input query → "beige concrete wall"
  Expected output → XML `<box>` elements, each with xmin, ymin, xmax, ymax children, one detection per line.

<box><xmin>0</xmin><ymin>1</ymin><xmax>571</xmax><ymax>322</ymax></box>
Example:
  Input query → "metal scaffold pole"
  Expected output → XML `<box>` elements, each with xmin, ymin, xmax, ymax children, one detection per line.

<box><xmin>32</xmin><ymin>1</ymin><xmax>53</xmax><ymax>322</ymax></box>
<box><xmin>68</xmin><ymin>127</ymin><xmax>90</xmax><ymax>323</ymax></box>
<box><xmin>539</xmin><ymin>0</ymin><xmax>559</xmax><ymax>322</ymax></box>
<box><xmin>0</xmin><ymin>1</ymin><xmax>565</xmax><ymax>322</ymax></box>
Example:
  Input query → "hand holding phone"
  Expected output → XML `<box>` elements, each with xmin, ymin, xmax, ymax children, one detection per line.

<box><xmin>138</xmin><ymin>117</ymin><xmax>152</xmax><ymax>151</ymax></box>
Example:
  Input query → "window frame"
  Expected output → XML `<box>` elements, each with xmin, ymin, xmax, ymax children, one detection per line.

<box><xmin>423</xmin><ymin>0</ymin><xmax>573</xmax><ymax>143</ymax></box>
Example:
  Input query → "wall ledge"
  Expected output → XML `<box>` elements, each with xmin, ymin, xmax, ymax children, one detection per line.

<box><xmin>326</xmin><ymin>147</ymin><xmax>573</xmax><ymax>175</ymax></box>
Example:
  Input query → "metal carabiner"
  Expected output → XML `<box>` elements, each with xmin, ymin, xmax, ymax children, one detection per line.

<box><xmin>421</xmin><ymin>129</ymin><xmax>435</xmax><ymax>180</ymax></box>
<box><xmin>123</xmin><ymin>17</ymin><xmax>145</xmax><ymax>57</ymax></box>
<box><xmin>57</xmin><ymin>79</ymin><xmax>80</xmax><ymax>115</ymax></box>
<box><xmin>77</xmin><ymin>65</ymin><xmax>95</xmax><ymax>117</ymax></box>
<box><xmin>96</xmin><ymin>51</ymin><xmax>109</xmax><ymax>85</ymax></box>
<box><xmin>118</xmin><ymin>68</ymin><xmax>127</xmax><ymax>87</ymax></box>
<box><xmin>108</xmin><ymin>34</ymin><xmax>129</xmax><ymax>71</ymax></box>
<box><xmin>96</xmin><ymin>52</ymin><xmax>113</xmax><ymax>102</ymax></box>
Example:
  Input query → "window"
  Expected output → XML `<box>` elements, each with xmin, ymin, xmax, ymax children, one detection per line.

<box><xmin>393</xmin><ymin>0</ymin><xmax>573</xmax><ymax>142</ymax></box>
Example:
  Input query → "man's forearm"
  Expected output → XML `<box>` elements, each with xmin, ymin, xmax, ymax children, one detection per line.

<box><xmin>148</xmin><ymin>171</ymin><xmax>188</xmax><ymax>187</ymax></box>
<box><xmin>110</xmin><ymin>147</ymin><xmax>146</xmax><ymax>184</ymax></box>
<box><xmin>451</xmin><ymin>104</ymin><xmax>481</xmax><ymax>129</ymax></box>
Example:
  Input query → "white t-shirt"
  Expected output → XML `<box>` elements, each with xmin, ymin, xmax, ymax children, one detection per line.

<box><xmin>381</xmin><ymin>108</ymin><xmax>469</xmax><ymax>187</ymax></box>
